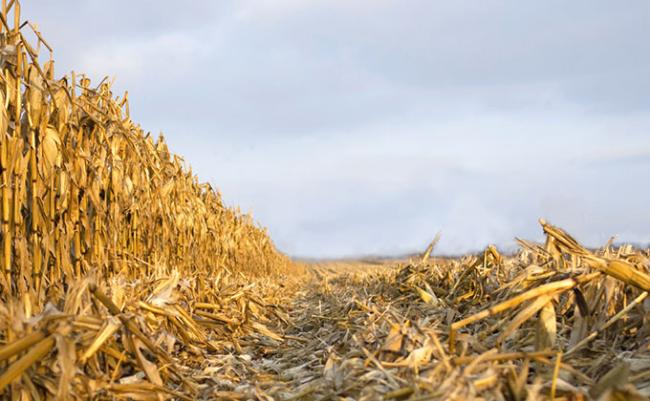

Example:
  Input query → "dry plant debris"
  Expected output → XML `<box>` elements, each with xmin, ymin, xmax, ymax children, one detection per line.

<box><xmin>3</xmin><ymin>219</ymin><xmax>650</xmax><ymax>400</ymax></box>
<box><xmin>0</xmin><ymin>2</ymin><xmax>649</xmax><ymax>401</ymax></box>
<box><xmin>272</xmin><ymin>221</ymin><xmax>650</xmax><ymax>401</ymax></box>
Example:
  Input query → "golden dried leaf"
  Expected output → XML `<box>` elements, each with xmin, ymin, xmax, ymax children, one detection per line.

<box><xmin>42</xmin><ymin>126</ymin><xmax>62</xmax><ymax>170</ymax></box>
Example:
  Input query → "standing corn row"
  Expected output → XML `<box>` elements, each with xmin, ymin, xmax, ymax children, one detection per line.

<box><xmin>0</xmin><ymin>1</ymin><xmax>288</xmax><ymax>305</ymax></box>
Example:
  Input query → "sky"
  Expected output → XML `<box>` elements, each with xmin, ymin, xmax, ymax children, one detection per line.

<box><xmin>22</xmin><ymin>1</ymin><xmax>650</xmax><ymax>257</ymax></box>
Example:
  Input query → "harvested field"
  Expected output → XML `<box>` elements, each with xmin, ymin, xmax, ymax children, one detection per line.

<box><xmin>2</xmin><ymin>219</ymin><xmax>650</xmax><ymax>400</ymax></box>
<box><xmin>0</xmin><ymin>2</ymin><xmax>650</xmax><ymax>401</ymax></box>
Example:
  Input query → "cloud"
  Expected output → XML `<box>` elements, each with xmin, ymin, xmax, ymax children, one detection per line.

<box><xmin>21</xmin><ymin>0</ymin><xmax>650</xmax><ymax>257</ymax></box>
<box><xmin>77</xmin><ymin>31</ymin><xmax>210</xmax><ymax>82</ymax></box>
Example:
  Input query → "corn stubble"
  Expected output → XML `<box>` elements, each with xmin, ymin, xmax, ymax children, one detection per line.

<box><xmin>0</xmin><ymin>3</ymin><xmax>649</xmax><ymax>401</ymax></box>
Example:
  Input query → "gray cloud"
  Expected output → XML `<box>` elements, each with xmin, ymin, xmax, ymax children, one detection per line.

<box><xmin>22</xmin><ymin>1</ymin><xmax>650</xmax><ymax>257</ymax></box>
